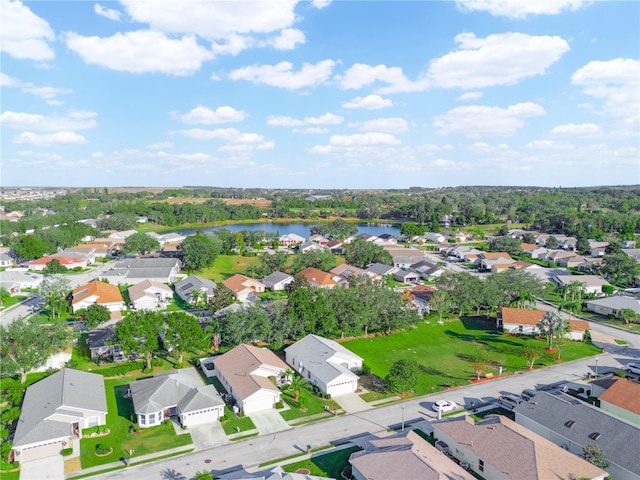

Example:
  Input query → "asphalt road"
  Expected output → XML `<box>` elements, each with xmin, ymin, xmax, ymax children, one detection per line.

<box><xmin>92</xmin><ymin>344</ymin><xmax>639</xmax><ymax>480</ymax></box>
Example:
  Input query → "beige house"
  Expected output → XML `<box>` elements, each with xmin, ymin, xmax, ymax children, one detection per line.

<box><xmin>222</xmin><ymin>274</ymin><xmax>266</xmax><ymax>301</ymax></box>
<box><xmin>432</xmin><ymin>415</ymin><xmax>607</xmax><ymax>480</ymax></box>
<box><xmin>497</xmin><ymin>307</ymin><xmax>590</xmax><ymax>341</ymax></box>
<box><xmin>209</xmin><ymin>344</ymin><xmax>289</xmax><ymax>414</ymax></box>
<box><xmin>71</xmin><ymin>280</ymin><xmax>125</xmax><ymax>314</ymax></box>
<box><xmin>128</xmin><ymin>279</ymin><xmax>173</xmax><ymax>311</ymax></box>
<box><xmin>592</xmin><ymin>377</ymin><xmax>640</xmax><ymax>426</ymax></box>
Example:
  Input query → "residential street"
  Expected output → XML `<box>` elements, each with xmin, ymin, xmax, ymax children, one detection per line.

<box><xmin>91</xmin><ymin>340</ymin><xmax>639</xmax><ymax>480</ymax></box>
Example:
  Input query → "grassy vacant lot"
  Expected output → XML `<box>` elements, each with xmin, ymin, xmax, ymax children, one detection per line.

<box><xmin>282</xmin><ymin>446</ymin><xmax>361</xmax><ymax>478</ymax></box>
<box><xmin>80</xmin><ymin>377</ymin><xmax>193</xmax><ymax>468</ymax></box>
<box><xmin>195</xmin><ymin>255</ymin><xmax>260</xmax><ymax>282</ymax></box>
<box><xmin>343</xmin><ymin>317</ymin><xmax>601</xmax><ymax>396</ymax></box>
<box><xmin>220</xmin><ymin>406</ymin><xmax>256</xmax><ymax>435</ymax></box>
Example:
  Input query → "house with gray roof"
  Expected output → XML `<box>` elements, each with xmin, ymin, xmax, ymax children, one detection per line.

<box><xmin>174</xmin><ymin>275</ymin><xmax>217</xmax><ymax>304</ymax></box>
<box><xmin>433</xmin><ymin>414</ymin><xmax>607</xmax><ymax>480</ymax></box>
<box><xmin>260</xmin><ymin>271</ymin><xmax>294</xmax><ymax>291</ymax></box>
<box><xmin>0</xmin><ymin>270</ymin><xmax>42</xmax><ymax>294</ymax></box>
<box><xmin>130</xmin><ymin>369</ymin><xmax>223</xmax><ymax>428</ymax></box>
<box><xmin>514</xmin><ymin>391</ymin><xmax>640</xmax><ymax>480</ymax></box>
<box><xmin>12</xmin><ymin>369</ymin><xmax>108</xmax><ymax>462</ymax></box>
<box><xmin>102</xmin><ymin>257</ymin><xmax>181</xmax><ymax>285</ymax></box>
<box><xmin>350</xmin><ymin>430</ymin><xmax>474</xmax><ymax>480</ymax></box>
<box><xmin>410</xmin><ymin>260</ymin><xmax>444</xmax><ymax>281</ymax></box>
<box><xmin>586</xmin><ymin>295</ymin><xmax>640</xmax><ymax>317</ymax></box>
<box><xmin>128</xmin><ymin>279</ymin><xmax>173</xmax><ymax>311</ymax></box>
<box><xmin>364</xmin><ymin>262</ymin><xmax>398</xmax><ymax>277</ymax></box>
<box><xmin>285</xmin><ymin>334</ymin><xmax>362</xmax><ymax>396</ymax></box>
<box><xmin>86</xmin><ymin>326</ymin><xmax>124</xmax><ymax>361</ymax></box>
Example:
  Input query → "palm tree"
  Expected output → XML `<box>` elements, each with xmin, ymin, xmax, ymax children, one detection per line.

<box><xmin>619</xmin><ymin>308</ymin><xmax>638</xmax><ymax>325</ymax></box>
<box><xmin>193</xmin><ymin>471</ymin><xmax>213</xmax><ymax>480</ymax></box>
<box><xmin>204</xmin><ymin>321</ymin><xmax>221</xmax><ymax>352</ymax></box>
<box><xmin>537</xmin><ymin>311</ymin><xmax>569</xmax><ymax>350</ymax></box>
<box><xmin>283</xmin><ymin>373</ymin><xmax>308</xmax><ymax>403</ymax></box>
<box><xmin>0</xmin><ymin>287</ymin><xmax>10</xmax><ymax>307</ymax></box>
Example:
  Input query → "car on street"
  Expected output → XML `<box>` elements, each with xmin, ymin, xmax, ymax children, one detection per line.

<box><xmin>497</xmin><ymin>394</ymin><xmax>526</xmax><ymax>409</ymax></box>
<box><xmin>625</xmin><ymin>362</ymin><xmax>640</xmax><ymax>375</ymax></box>
<box><xmin>432</xmin><ymin>400</ymin><xmax>457</xmax><ymax>413</ymax></box>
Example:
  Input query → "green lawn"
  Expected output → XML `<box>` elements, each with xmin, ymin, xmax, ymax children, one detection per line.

<box><xmin>195</xmin><ymin>255</ymin><xmax>260</xmax><ymax>282</ymax></box>
<box><xmin>80</xmin><ymin>377</ymin><xmax>193</xmax><ymax>468</ymax></box>
<box><xmin>279</xmin><ymin>387</ymin><xmax>339</xmax><ymax>421</ymax></box>
<box><xmin>0</xmin><ymin>295</ymin><xmax>28</xmax><ymax>309</ymax></box>
<box><xmin>343</xmin><ymin>317</ymin><xmax>601</xmax><ymax>396</ymax></box>
<box><xmin>220</xmin><ymin>406</ymin><xmax>256</xmax><ymax>435</ymax></box>
<box><xmin>282</xmin><ymin>446</ymin><xmax>361</xmax><ymax>478</ymax></box>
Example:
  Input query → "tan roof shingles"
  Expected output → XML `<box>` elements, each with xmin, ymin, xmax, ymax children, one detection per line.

<box><xmin>500</xmin><ymin>306</ymin><xmax>545</xmax><ymax>326</ymax></box>
<box><xmin>72</xmin><ymin>280</ymin><xmax>124</xmax><ymax>306</ymax></box>
<box><xmin>599</xmin><ymin>377</ymin><xmax>640</xmax><ymax>415</ymax></box>
<box><xmin>299</xmin><ymin>267</ymin><xmax>336</xmax><ymax>286</ymax></box>
<box><xmin>434</xmin><ymin>415</ymin><xmax>606</xmax><ymax>480</ymax></box>
<box><xmin>212</xmin><ymin>344</ymin><xmax>288</xmax><ymax>400</ymax></box>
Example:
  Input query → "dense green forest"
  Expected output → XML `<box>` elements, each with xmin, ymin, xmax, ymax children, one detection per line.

<box><xmin>2</xmin><ymin>186</ymin><xmax>639</xmax><ymax>244</ymax></box>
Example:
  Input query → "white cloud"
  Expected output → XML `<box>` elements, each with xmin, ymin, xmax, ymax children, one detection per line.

<box><xmin>550</xmin><ymin>123</ymin><xmax>600</xmax><ymax>136</ymax></box>
<box><xmin>0</xmin><ymin>110</ymin><xmax>98</xmax><ymax>131</ymax></box>
<box><xmin>292</xmin><ymin>127</ymin><xmax>329</xmax><ymax>134</ymax></box>
<box><xmin>427</xmin><ymin>32</ymin><xmax>570</xmax><ymax>89</ymax></box>
<box><xmin>457</xmin><ymin>91</ymin><xmax>483</xmax><ymax>101</ymax></box>
<box><xmin>120</xmin><ymin>0</ymin><xmax>298</xmax><ymax>39</ymax></box>
<box><xmin>1</xmin><ymin>0</ymin><xmax>55</xmax><ymax>61</ymax></box>
<box><xmin>571</xmin><ymin>58</ymin><xmax>640</xmax><ymax>123</ymax></box>
<box><xmin>94</xmin><ymin>4</ymin><xmax>121</xmax><ymax>21</ymax></box>
<box><xmin>455</xmin><ymin>0</ymin><xmax>591</xmax><ymax>19</ymax></box>
<box><xmin>526</xmin><ymin>140</ymin><xmax>574</xmax><ymax>150</ymax></box>
<box><xmin>228</xmin><ymin>60</ymin><xmax>336</xmax><ymax>89</ymax></box>
<box><xmin>268</xmin><ymin>28</ymin><xmax>305</xmax><ymax>50</ymax></box>
<box><xmin>211</xmin><ymin>34</ymin><xmax>254</xmax><ymax>56</ymax></box>
<box><xmin>467</xmin><ymin>142</ymin><xmax>515</xmax><ymax>155</ymax></box>
<box><xmin>267</xmin><ymin>112</ymin><xmax>343</xmax><ymax>127</ymax></box>
<box><xmin>176</xmin><ymin>106</ymin><xmax>248</xmax><ymax>124</ymax></box>
<box><xmin>417</xmin><ymin>144</ymin><xmax>443</xmax><ymax>155</ymax></box>
<box><xmin>312</xmin><ymin>0</ymin><xmax>332</xmax><ymax>8</ymax></box>
<box><xmin>434</xmin><ymin>102</ymin><xmax>546</xmax><ymax>137</ymax></box>
<box><xmin>342</xmin><ymin>94</ymin><xmax>393</xmax><ymax>110</ymax></box>
<box><xmin>0</xmin><ymin>73</ymin><xmax>72</xmax><ymax>104</ymax></box>
<box><xmin>180</xmin><ymin>127</ymin><xmax>268</xmax><ymax>145</ymax></box>
<box><xmin>13</xmin><ymin>131</ymin><xmax>86</xmax><ymax>146</ymax></box>
<box><xmin>147</xmin><ymin>141</ymin><xmax>174</xmax><ymax>150</ymax></box>
<box><xmin>329</xmin><ymin>132</ymin><xmax>400</xmax><ymax>146</ymax></box>
<box><xmin>65</xmin><ymin>30</ymin><xmax>214</xmax><ymax>76</ymax></box>
<box><xmin>348</xmin><ymin>117</ymin><xmax>408</xmax><ymax>133</ymax></box>
<box><xmin>339</xmin><ymin>63</ymin><xmax>428</xmax><ymax>94</ymax></box>
<box><xmin>430</xmin><ymin>158</ymin><xmax>457</xmax><ymax>169</ymax></box>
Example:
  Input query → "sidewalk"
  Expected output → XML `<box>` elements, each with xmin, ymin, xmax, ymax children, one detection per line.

<box><xmin>65</xmin><ymin>445</ymin><xmax>194</xmax><ymax>479</ymax></box>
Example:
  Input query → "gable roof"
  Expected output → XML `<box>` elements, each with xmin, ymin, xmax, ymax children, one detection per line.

<box><xmin>586</xmin><ymin>296</ymin><xmax>640</xmax><ymax>314</ymax></box>
<box><xmin>261</xmin><ymin>271</ymin><xmax>294</xmax><ymax>287</ymax></box>
<box><xmin>285</xmin><ymin>335</ymin><xmax>362</xmax><ymax>385</ymax></box>
<box><xmin>128</xmin><ymin>279</ymin><xmax>173</xmax><ymax>302</ymax></box>
<box><xmin>14</xmin><ymin>369</ymin><xmax>107</xmax><ymax>447</ymax></box>
<box><xmin>330</xmin><ymin>263</ymin><xmax>366</xmax><ymax>278</ymax></box>
<box><xmin>481</xmin><ymin>251</ymin><xmax>513</xmax><ymax>260</ymax></box>
<box><xmin>174</xmin><ymin>275</ymin><xmax>217</xmax><ymax>297</ymax></box>
<box><xmin>365</xmin><ymin>262</ymin><xmax>396</xmax><ymax>276</ymax></box>
<box><xmin>434</xmin><ymin>415</ymin><xmax>607</xmax><ymax>480</ymax></box>
<box><xmin>555</xmin><ymin>275</ymin><xmax>610</xmax><ymax>288</ymax></box>
<box><xmin>222</xmin><ymin>274</ymin><xmax>264</xmax><ymax>294</ymax></box>
<box><xmin>212</xmin><ymin>344</ymin><xmax>288</xmax><ymax>400</ymax></box>
<box><xmin>298</xmin><ymin>267</ymin><xmax>336</xmax><ymax>287</ymax></box>
<box><xmin>513</xmin><ymin>391</ymin><xmax>640</xmax><ymax>476</ymax></box>
<box><xmin>86</xmin><ymin>325</ymin><xmax>116</xmax><ymax>349</ymax></box>
<box><xmin>598</xmin><ymin>377</ymin><xmax>640</xmax><ymax>416</ymax></box>
<box><xmin>72</xmin><ymin>280</ymin><xmax>124</xmax><ymax>306</ymax></box>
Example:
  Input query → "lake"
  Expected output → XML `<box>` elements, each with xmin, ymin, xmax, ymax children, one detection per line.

<box><xmin>177</xmin><ymin>222</ymin><xmax>401</xmax><ymax>238</ymax></box>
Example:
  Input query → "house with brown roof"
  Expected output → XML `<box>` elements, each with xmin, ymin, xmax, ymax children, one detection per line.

<box><xmin>592</xmin><ymin>376</ymin><xmax>640</xmax><ymax>425</ymax></box>
<box><xmin>222</xmin><ymin>274</ymin><xmax>266</xmax><ymax>301</ymax></box>
<box><xmin>128</xmin><ymin>279</ymin><xmax>173</xmax><ymax>311</ymax></box>
<box><xmin>207</xmin><ymin>344</ymin><xmax>289</xmax><ymax>414</ymax></box>
<box><xmin>432</xmin><ymin>415</ymin><xmax>607</xmax><ymax>480</ymax></box>
<box><xmin>71</xmin><ymin>280</ymin><xmax>125</xmax><ymax>314</ymax></box>
<box><xmin>299</xmin><ymin>267</ymin><xmax>337</xmax><ymax>289</ymax></box>
<box><xmin>478</xmin><ymin>251</ymin><xmax>514</xmax><ymax>271</ymax></box>
<box><xmin>497</xmin><ymin>307</ymin><xmax>589</xmax><ymax>341</ymax></box>
<box><xmin>349</xmin><ymin>430</ymin><xmax>474</xmax><ymax>480</ymax></box>
<box><xmin>490</xmin><ymin>259</ymin><xmax>534</xmax><ymax>273</ymax></box>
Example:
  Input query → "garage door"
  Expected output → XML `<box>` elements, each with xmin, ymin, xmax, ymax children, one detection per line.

<box><xmin>20</xmin><ymin>441</ymin><xmax>64</xmax><ymax>462</ymax></box>
<box><xmin>328</xmin><ymin>380</ymin><xmax>356</xmax><ymax>396</ymax></box>
<box><xmin>182</xmin><ymin>408</ymin><xmax>220</xmax><ymax>427</ymax></box>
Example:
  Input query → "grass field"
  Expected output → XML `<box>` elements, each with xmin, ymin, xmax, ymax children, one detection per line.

<box><xmin>282</xmin><ymin>446</ymin><xmax>361</xmax><ymax>478</ymax></box>
<box><xmin>195</xmin><ymin>255</ymin><xmax>260</xmax><ymax>282</ymax></box>
<box><xmin>279</xmin><ymin>388</ymin><xmax>339</xmax><ymax>421</ymax></box>
<box><xmin>342</xmin><ymin>317</ymin><xmax>601</xmax><ymax>396</ymax></box>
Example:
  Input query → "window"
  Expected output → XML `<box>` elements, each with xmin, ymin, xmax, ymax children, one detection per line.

<box><xmin>478</xmin><ymin>460</ymin><xmax>484</xmax><ymax>472</ymax></box>
<box><xmin>518</xmin><ymin>325</ymin><xmax>523</xmax><ymax>333</ymax></box>
<box><xmin>140</xmin><ymin>415</ymin><xmax>146</xmax><ymax>425</ymax></box>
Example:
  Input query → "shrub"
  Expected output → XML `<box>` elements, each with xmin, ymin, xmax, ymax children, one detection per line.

<box><xmin>96</xmin><ymin>362</ymin><xmax>142</xmax><ymax>377</ymax></box>
<box><xmin>275</xmin><ymin>401</ymin><xmax>284</xmax><ymax>409</ymax></box>
<box><xmin>61</xmin><ymin>448</ymin><xmax>73</xmax><ymax>456</ymax></box>
<box><xmin>95</xmin><ymin>444</ymin><xmax>111</xmax><ymax>455</ymax></box>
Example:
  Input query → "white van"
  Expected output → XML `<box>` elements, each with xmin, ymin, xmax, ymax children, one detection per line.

<box><xmin>497</xmin><ymin>394</ymin><xmax>525</xmax><ymax>409</ymax></box>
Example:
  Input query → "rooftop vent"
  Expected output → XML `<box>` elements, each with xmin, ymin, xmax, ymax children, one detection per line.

<box><xmin>565</xmin><ymin>420</ymin><xmax>575</xmax><ymax>428</ymax></box>
<box><xmin>589</xmin><ymin>432</ymin><xmax>601</xmax><ymax>440</ymax></box>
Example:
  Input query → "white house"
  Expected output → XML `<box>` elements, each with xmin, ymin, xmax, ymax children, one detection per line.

<box><xmin>586</xmin><ymin>296</ymin><xmax>640</xmax><ymax>317</ymax></box>
<box><xmin>208</xmin><ymin>344</ymin><xmax>289</xmax><ymax>414</ymax></box>
<box><xmin>12</xmin><ymin>369</ymin><xmax>108</xmax><ymax>462</ymax></box>
<box><xmin>128</xmin><ymin>279</ymin><xmax>173</xmax><ymax>311</ymax></box>
<box><xmin>554</xmin><ymin>275</ymin><xmax>611</xmax><ymax>296</ymax></box>
<box><xmin>285</xmin><ymin>334</ymin><xmax>363</xmax><ymax>396</ymax></box>
<box><xmin>130</xmin><ymin>369</ymin><xmax>224</xmax><ymax>428</ymax></box>
<box><xmin>71</xmin><ymin>280</ymin><xmax>125</xmax><ymax>314</ymax></box>
<box><xmin>498</xmin><ymin>307</ymin><xmax>589</xmax><ymax>341</ymax></box>
<box><xmin>260</xmin><ymin>271</ymin><xmax>294</xmax><ymax>291</ymax></box>
<box><xmin>174</xmin><ymin>275</ymin><xmax>217</xmax><ymax>304</ymax></box>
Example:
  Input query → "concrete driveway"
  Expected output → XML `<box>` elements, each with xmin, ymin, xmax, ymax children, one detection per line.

<box><xmin>20</xmin><ymin>455</ymin><xmax>64</xmax><ymax>480</ymax></box>
<box><xmin>189</xmin><ymin>422</ymin><xmax>229</xmax><ymax>450</ymax></box>
<box><xmin>333</xmin><ymin>392</ymin><xmax>372</xmax><ymax>413</ymax></box>
<box><xmin>250</xmin><ymin>409</ymin><xmax>291</xmax><ymax>434</ymax></box>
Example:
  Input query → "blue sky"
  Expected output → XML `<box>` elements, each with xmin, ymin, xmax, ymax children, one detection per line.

<box><xmin>1</xmin><ymin>0</ymin><xmax>638</xmax><ymax>188</ymax></box>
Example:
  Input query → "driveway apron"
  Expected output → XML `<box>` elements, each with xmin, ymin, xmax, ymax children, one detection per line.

<box><xmin>333</xmin><ymin>393</ymin><xmax>372</xmax><ymax>413</ymax></box>
<box><xmin>189</xmin><ymin>422</ymin><xmax>229</xmax><ymax>450</ymax></box>
<box><xmin>250</xmin><ymin>410</ymin><xmax>291</xmax><ymax>434</ymax></box>
<box><xmin>20</xmin><ymin>456</ymin><xmax>64</xmax><ymax>480</ymax></box>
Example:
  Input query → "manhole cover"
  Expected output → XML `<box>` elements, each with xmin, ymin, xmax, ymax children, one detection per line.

<box><xmin>204</xmin><ymin>459</ymin><xmax>211</xmax><ymax>464</ymax></box>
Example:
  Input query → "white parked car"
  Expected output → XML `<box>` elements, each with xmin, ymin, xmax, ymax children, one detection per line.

<box><xmin>432</xmin><ymin>400</ymin><xmax>457</xmax><ymax>413</ymax></box>
<box><xmin>625</xmin><ymin>362</ymin><xmax>640</xmax><ymax>375</ymax></box>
